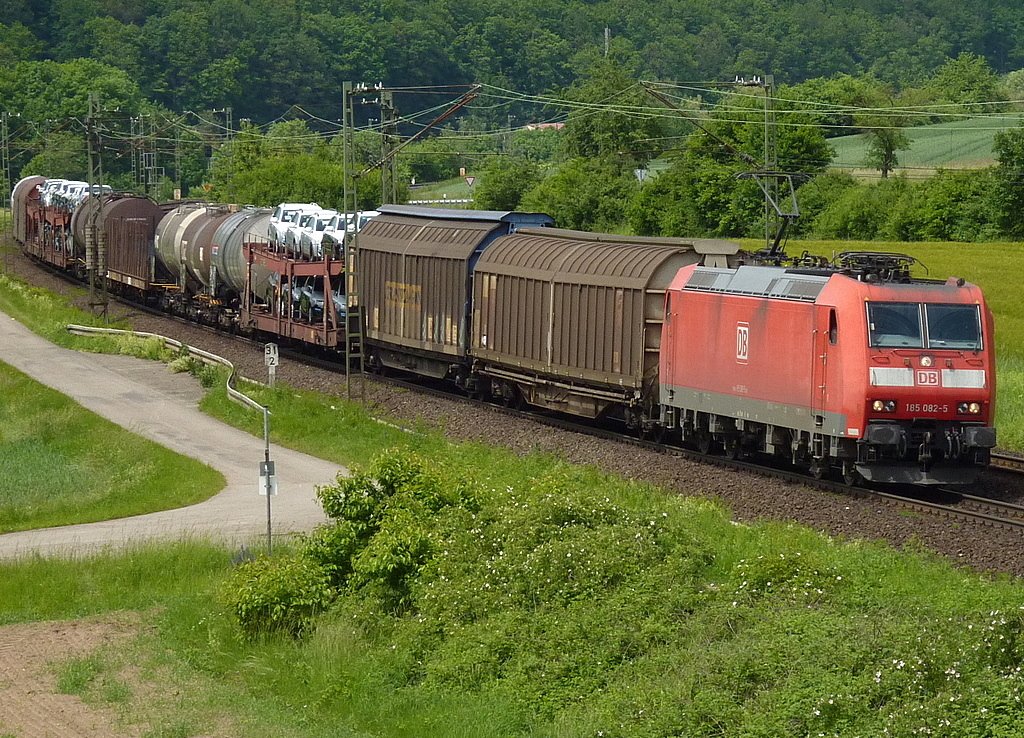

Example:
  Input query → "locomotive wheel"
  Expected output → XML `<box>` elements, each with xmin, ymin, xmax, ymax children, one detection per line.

<box><xmin>809</xmin><ymin>459</ymin><xmax>828</xmax><ymax>480</ymax></box>
<box><xmin>727</xmin><ymin>438</ymin><xmax>744</xmax><ymax>460</ymax></box>
<box><xmin>697</xmin><ymin>432</ymin><xmax>716</xmax><ymax>455</ymax></box>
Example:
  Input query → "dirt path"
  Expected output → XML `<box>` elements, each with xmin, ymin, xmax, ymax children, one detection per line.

<box><xmin>0</xmin><ymin>615</ymin><xmax>141</xmax><ymax>738</ymax></box>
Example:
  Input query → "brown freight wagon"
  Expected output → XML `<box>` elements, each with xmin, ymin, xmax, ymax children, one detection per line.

<box><xmin>15</xmin><ymin>176</ymin><xmax>76</xmax><ymax>270</ymax></box>
<box><xmin>470</xmin><ymin>229</ymin><xmax>740</xmax><ymax>424</ymax></box>
<box><xmin>356</xmin><ymin>205</ymin><xmax>553</xmax><ymax>380</ymax></box>
<box><xmin>70</xmin><ymin>194</ymin><xmax>165</xmax><ymax>291</ymax></box>
<box><xmin>11</xmin><ymin>175</ymin><xmax>45</xmax><ymax>245</ymax></box>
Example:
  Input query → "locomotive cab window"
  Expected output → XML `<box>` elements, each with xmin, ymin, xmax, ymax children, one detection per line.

<box><xmin>828</xmin><ymin>309</ymin><xmax>838</xmax><ymax>345</ymax></box>
<box><xmin>867</xmin><ymin>302</ymin><xmax>923</xmax><ymax>348</ymax></box>
<box><xmin>925</xmin><ymin>303</ymin><xmax>982</xmax><ymax>350</ymax></box>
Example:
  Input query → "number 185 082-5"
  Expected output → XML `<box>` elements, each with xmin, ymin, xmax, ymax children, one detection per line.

<box><xmin>905</xmin><ymin>403</ymin><xmax>948</xmax><ymax>414</ymax></box>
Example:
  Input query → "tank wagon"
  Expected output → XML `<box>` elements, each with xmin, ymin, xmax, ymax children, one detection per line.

<box><xmin>659</xmin><ymin>253</ymin><xmax>997</xmax><ymax>485</ymax></box>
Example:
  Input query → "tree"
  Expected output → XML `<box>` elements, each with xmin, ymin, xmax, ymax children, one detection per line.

<box><xmin>863</xmin><ymin>125</ymin><xmax>911</xmax><ymax>178</ymax></box>
<box><xmin>213</xmin><ymin>154</ymin><xmax>347</xmax><ymax>207</ymax></box>
<box><xmin>473</xmin><ymin>156</ymin><xmax>541</xmax><ymax>211</ymax></box>
<box><xmin>520</xmin><ymin>157</ymin><xmax>638</xmax><ymax>231</ymax></box>
<box><xmin>19</xmin><ymin>131</ymin><xmax>88</xmax><ymax>180</ymax></box>
<box><xmin>0</xmin><ymin>59</ymin><xmax>145</xmax><ymax>122</ymax></box>
<box><xmin>629</xmin><ymin>90</ymin><xmax>832</xmax><ymax>239</ymax></box>
<box><xmin>783</xmin><ymin>75</ymin><xmax>888</xmax><ymax>136</ymax></box>
<box><xmin>926</xmin><ymin>52</ymin><xmax>1005</xmax><ymax>112</ymax></box>
<box><xmin>561</xmin><ymin>42</ymin><xmax>664</xmax><ymax>168</ymax></box>
<box><xmin>853</xmin><ymin>85</ymin><xmax>912</xmax><ymax>179</ymax></box>
<box><xmin>993</xmin><ymin>125</ymin><xmax>1024</xmax><ymax>237</ymax></box>
<box><xmin>0</xmin><ymin>22</ymin><xmax>42</xmax><ymax>66</ymax></box>
<box><xmin>83</xmin><ymin>17</ymin><xmax>144</xmax><ymax>81</ymax></box>
<box><xmin>266</xmin><ymin>120</ymin><xmax>321</xmax><ymax>158</ymax></box>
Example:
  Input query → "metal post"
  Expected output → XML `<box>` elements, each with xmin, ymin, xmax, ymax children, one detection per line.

<box><xmin>264</xmin><ymin>407</ymin><xmax>272</xmax><ymax>555</ymax></box>
<box><xmin>86</xmin><ymin>95</ymin><xmax>98</xmax><ymax>300</ymax></box>
<box><xmin>1</xmin><ymin>110</ymin><xmax>10</xmax><ymax>275</ymax></box>
<box><xmin>174</xmin><ymin>118</ymin><xmax>182</xmax><ymax>198</ymax></box>
<box><xmin>86</xmin><ymin>92</ymin><xmax>109</xmax><ymax>320</ymax></box>
<box><xmin>763</xmin><ymin>74</ymin><xmax>777</xmax><ymax>252</ymax></box>
<box><xmin>381</xmin><ymin>89</ymin><xmax>398</xmax><ymax>205</ymax></box>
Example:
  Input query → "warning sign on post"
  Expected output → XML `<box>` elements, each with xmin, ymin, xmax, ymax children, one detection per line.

<box><xmin>465</xmin><ymin>176</ymin><xmax>475</xmax><ymax>187</ymax></box>
<box><xmin>259</xmin><ymin>460</ymin><xmax>277</xmax><ymax>496</ymax></box>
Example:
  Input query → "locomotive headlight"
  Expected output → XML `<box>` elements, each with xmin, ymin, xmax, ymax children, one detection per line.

<box><xmin>957</xmin><ymin>402</ymin><xmax>983</xmax><ymax>415</ymax></box>
<box><xmin>872</xmin><ymin>400</ymin><xmax>897</xmax><ymax>413</ymax></box>
<box><xmin>872</xmin><ymin>400</ymin><xmax>884</xmax><ymax>412</ymax></box>
<box><xmin>920</xmin><ymin>355</ymin><xmax>934</xmax><ymax>367</ymax></box>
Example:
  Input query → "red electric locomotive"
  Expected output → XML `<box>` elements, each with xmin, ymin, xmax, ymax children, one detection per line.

<box><xmin>659</xmin><ymin>253</ymin><xmax>996</xmax><ymax>485</ymax></box>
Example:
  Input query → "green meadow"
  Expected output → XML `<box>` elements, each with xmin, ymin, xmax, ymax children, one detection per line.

<box><xmin>0</xmin><ymin>360</ymin><xmax>223</xmax><ymax>531</ymax></box>
<box><xmin>2</xmin><ymin>400</ymin><xmax>1024</xmax><ymax>736</ymax></box>
<box><xmin>828</xmin><ymin>114</ymin><xmax>1024</xmax><ymax>175</ymax></box>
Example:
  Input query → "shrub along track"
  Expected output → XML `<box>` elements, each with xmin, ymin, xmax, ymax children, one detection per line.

<box><xmin>5</xmin><ymin>248</ymin><xmax>1024</xmax><ymax>577</ymax></box>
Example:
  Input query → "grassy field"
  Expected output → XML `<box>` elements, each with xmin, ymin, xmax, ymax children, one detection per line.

<box><xmin>829</xmin><ymin>114</ymin><xmax>1024</xmax><ymax>176</ymax></box>
<box><xmin>3</xmin><ymin>417</ymin><xmax>1024</xmax><ymax>735</ymax></box>
<box><xmin>0</xmin><ymin>361</ymin><xmax>224</xmax><ymax>531</ymax></box>
<box><xmin>0</xmin><ymin>272</ymin><xmax>228</xmax><ymax>531</ymax></box>
<box><xmin>407</xmin><ymin>176</ymin><xmax>476</xmax><ymax>204</ymax></box>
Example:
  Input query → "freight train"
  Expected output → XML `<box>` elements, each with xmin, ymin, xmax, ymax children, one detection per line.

<box><xmin>10</xmin><ymin>176</ymin><xmax>998</xmax><ymax>486</ymax></box>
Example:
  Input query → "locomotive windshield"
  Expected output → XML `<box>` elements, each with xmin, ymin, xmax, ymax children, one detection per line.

<box><xmin>925</xmin><ymin>303</ymin><xmax>983</xmax><ymax>350</ymax></box>
<box><xmin>867</xmin><ymin>302</ymin><xmax>982</xmax><ymax>350</ymax></box>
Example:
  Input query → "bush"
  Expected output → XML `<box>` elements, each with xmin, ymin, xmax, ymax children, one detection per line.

<box><xmin>473</xmin><ymin>156</ymin><xmax>541</xmax><ymax>211</ymax></box>
<box><xmin>311</xmin><ymin>450</ymin><xmax>479</xmax><ymax>611</ymax></box>
<box><xmin>812</xmin><ymin>177</ymin><xmax>908</xmax><ymax>239</ymax></box>
<box><xmin>224</xmin><ymin>553</ymin><xmax>333</xmax><ymax>638</ymax></box>
<box><xmin>791</xmin><ymin>171</ymin><xmax>858</xmax><ymax>237</ymax></box>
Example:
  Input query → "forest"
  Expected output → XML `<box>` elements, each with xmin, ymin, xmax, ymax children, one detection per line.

<box><xmin>4</xmin><ymin>0</ymin><xmax>1024</xmax><ymax>120</ymax></box>
<box><xmin>4</xmin><ymin>0</ymin><xmax>1024</xmax><ymax>241</ymax></box>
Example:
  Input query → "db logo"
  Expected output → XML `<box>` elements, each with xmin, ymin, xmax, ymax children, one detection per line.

<box><xmin>916</xmin><ymin>370</ymin><xmax>940</xmax><ymax>386</ymax></box>
<box><xmin>736</xmin><ymin>323</ymin><xmax>749</xmax><ymax>364</ymax></box>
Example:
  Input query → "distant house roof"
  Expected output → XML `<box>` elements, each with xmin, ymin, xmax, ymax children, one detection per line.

<box><xmin>523</xmin><ymin>122</ymin><xmax>565</xmax><ymax>131</ymax></box>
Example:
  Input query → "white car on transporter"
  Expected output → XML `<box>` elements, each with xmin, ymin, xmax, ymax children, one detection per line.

<box><xmin>297</xmin><ymin>208</ymin><xmax>341</xmax><ymax>258</ymax></box>
<box><xmin>268</xmin><ymin>202</ymin><xmax>319</xmax><ymax>248</ymax></box>
<box><xmin>318</xmin><ymin>210</ymin><xmax>381</xmax><ymax>258</ymax></box>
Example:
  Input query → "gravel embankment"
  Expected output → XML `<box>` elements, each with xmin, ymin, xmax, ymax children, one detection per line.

<box><xmin>6</xmin><ymin>251</ymin><xmax>1023</xmax><ymax>577</ymax></box>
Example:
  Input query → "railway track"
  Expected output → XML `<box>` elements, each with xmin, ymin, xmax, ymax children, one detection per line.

<box><xmin>865</xmin><ymin>488</ymin><xmax>1024</xmax><ymax>533</ymax></box>
<box><xmin>991</xmin><ymin>451</ymin><xmax>1024</xmax><ymax>475</ymax></box>
<box><xmin>21</xmin><ymin>251</ymin><xmax>1024</xmax><ymax>537</ymax></box>
<box><xmin>368</xmin><ymin>374</ymin><xmax>1024</xmax><ymax>536</ymax></box>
